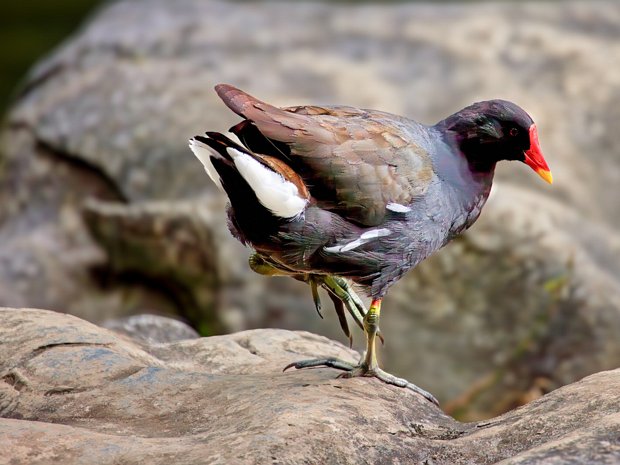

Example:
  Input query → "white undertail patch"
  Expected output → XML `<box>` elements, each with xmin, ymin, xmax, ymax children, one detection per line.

<box><xmin>189</xmin><ymin>138</ymin><xmax>224</xmax><ymax>190</ymax></box>
<box><xmin>386</xmin><ymin>202</ymin><xmax>411</xmax><ymax>213</ymax></box>
<box><xmin>227</xmin><ymin>148</ymin><xmax>308</xmax><ymax>218</ymax></box>
<box><xmin>324</xmin><ymin>228</ymin><xmax>392</xmax><ymax>253</ymax></box>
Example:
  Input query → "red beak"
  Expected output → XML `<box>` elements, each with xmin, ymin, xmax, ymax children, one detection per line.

<box><xmin>524</xmin><ymin>124</ymin><xmax>552</xmax><ymax>184</ymax></box>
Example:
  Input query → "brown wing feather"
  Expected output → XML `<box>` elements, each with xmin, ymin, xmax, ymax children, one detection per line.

<box><xmin>215</xmin><ymin>84</ymin><xmax>435</xmax><ymax>226</ymax></box>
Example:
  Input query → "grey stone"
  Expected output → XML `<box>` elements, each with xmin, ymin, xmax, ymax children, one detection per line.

<box><xmin>0</xmin><ymin>309</ymin><xmax>618</xmax><ymax>465</ymax></box>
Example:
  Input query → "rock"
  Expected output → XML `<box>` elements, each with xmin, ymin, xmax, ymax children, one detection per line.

<box><xmin>1</xmin><ymin>309</ymin><xmax>619</xmax><ymax>465</ymax></box>
<box><xmin>83</xmin><ymin>198</ymin><xmax>224</xmax><ymax>333</ymax></box>
<box><xmin>102</xmin><ymin>314</ymin><xmax>199</xmax><ymax>343</ymax></box>
<box><xmin>1</xmin><ymin>0</ymin><xmax>620</xmax><ymax>420</ymax></box>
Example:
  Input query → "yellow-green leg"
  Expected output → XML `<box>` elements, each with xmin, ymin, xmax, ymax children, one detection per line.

<box><xmin>320</xmin><ymin>276</ymin><xmax>384</xmax><ymax>345</ymax></box>
<box><xmin>249</xmin><ymin>254</ymin><xmax>324</xmax><ymax>318</ymax></box>
<box><xmin>248</xmin><ymin>253</ymin><xmax>382</xmax><ymax>344</ymax></box>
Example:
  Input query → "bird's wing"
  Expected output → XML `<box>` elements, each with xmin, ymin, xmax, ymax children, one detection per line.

<box><xmin>216</xmin><ymin>84</ymin><xmax>435</xmax><ymax>226</ymax></box>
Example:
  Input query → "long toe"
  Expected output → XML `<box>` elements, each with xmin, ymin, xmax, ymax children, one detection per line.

<box><xmin>374</xmin><ymin>368</ymin><xmax>439</xmax><ymax>405</ymax></box>
<box><xmin>283</xmin><ymin>358</ymin><xmax>356</xmax><ymax>372</ymax></box>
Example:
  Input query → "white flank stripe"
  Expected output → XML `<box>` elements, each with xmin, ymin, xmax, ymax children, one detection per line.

<box><xmin>360</xmin><ymin>228</ymin><xmax>392</xmax><ymax>240</ymax></box>
<box><xmin>227</xmin><ymin>148</ymin><xmax>308</xmax><ymax>218</ymax></box>
<box><xmin>189</xmin><ymin>138</ymin><xmax>224</xmax><ymax>190</ymax></box>
<box><xmin>386</xmin><ymin>202</ymin><xmax>411</xmax><ymax>213</ymax></box>
<box><xmin>324</xmin><ymin>228</ymin><xmax>392</xmax><ymax>253</ymax></box>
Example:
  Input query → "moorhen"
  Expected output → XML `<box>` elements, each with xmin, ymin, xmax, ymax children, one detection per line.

<box><xmin>189</xmin><ymin>84</ymin><xmax>552</xmax><ymax>405</ymax></box>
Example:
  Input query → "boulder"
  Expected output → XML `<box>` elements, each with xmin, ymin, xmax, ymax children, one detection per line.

<box><xmin>1</xmin><ymin>309</ymin><xmax>618</xmax><ymax>465</ymax></box>
<box><xmin>1</xmin><ymin>0</ymin><xmax>620</xmax><ymax>418</ymax></box>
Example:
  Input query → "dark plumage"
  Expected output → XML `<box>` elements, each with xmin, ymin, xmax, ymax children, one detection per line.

<box><xmin>189</xmin><ymin>85</ymin><xmax>551</xmax><ymax>404</ymax></box>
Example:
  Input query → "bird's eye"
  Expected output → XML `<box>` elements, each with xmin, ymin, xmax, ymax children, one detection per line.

<box><xmin>509</xmin><ymin>127</ymin><xmax>519</xmax><ymax>137</ymax></box>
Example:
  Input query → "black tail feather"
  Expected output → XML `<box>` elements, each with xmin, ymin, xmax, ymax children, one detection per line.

<box><xmin>204</xmin><ymin>132</ymin><xmax>248</xmax><ymax>153</ymax></box>
<box><xmin>210</xmin><ymin>156</ymin><xmax>280</xmax><ymax>246</ymax></box>
<box><xmin>193</xmin><ymin>134</ymin><xmax>235</xmax><ymax>161</ymax></box>
<box><xmin>230</xmin><ymin>120</ymin><xmax>291</xmax><ymax>160</ymax></box>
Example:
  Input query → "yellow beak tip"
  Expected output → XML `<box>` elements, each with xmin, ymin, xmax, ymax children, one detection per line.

<box><xmin>537</xmin><ymin>169</ymin><xmax>553</xmax><ymax>184</ymax></box>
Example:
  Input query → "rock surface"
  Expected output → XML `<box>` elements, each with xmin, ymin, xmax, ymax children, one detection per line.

<box><xmin>102</xmin><ymin>313</ymin><xmax>199</xmax><ymax>344</ymax></box>
<box><xmin>1</xmin><ymin>309</ymin><xmax>619</xmax><ymax>465</ymax></box>
<box><xmin>1</xmin><ymin>0</ymin><xmax>620</xmax><ymax>419</ymax></box>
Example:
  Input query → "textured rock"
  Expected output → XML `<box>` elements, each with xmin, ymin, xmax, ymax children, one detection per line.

<box><xmin>102</xmin><ymin>314</ymin><xmax>199</xmax><ymax>343</ymax></box>
<box><xmin>83</xmin><ymin>198</ymin><xmax>224</xmax><ymax>332</ymax></box>
<box><xmin>1</xmin><ymin>0</ymin><xmax>620</xmax><ymax>419</ymax></box>
<box><xmin>1</xmin><ymin>309</ymin><xmax>619</xmax><ymax>465</ymax></box>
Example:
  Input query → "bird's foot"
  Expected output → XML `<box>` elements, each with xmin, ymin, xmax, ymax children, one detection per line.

<box><xmin>283</xmin><ymin>357</ymin><xmax>438</xmax><ymax>405</ymax></box>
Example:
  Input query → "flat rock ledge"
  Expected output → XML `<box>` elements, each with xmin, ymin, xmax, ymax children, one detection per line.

<box><xmin>0</xmin><ymin>309</ymin><xmax>618</xmax><ymax>465</ymax></box>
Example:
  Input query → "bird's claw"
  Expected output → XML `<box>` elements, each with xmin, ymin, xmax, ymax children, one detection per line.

<box><xmin>318</xmin><ymin>275</ymin><xmax>385</xmax><ymax>345</ymax></box>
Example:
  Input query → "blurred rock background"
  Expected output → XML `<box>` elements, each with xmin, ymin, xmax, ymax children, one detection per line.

<box><xmin>1</xmin><ymin>0</ymin><xmax>619</xmax><ymax>420</ymax></box>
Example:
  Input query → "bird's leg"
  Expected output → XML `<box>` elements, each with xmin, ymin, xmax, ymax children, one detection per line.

<box><xmin>248</xmin><ymin>253</ymin><xmax>291</xmax><ymax>277</ymax></box>
<box><xmin>249</xmin><ymin>254</ymin><xmax>327</xmax><ymax>319</ymax></box>
<box><xmin>248</xmin><ymin>255</ymin><xmax>361</xmax><ymax>338</ymax></box>
<box><xmin>320</xmin><ymin>276</ymin><xmax>384</xmax><ymax>344</ymax></box>
<box><xmin>325</xmin><ymin>290</ymin><xmax>352</xmax><ymax>348</ymax></box>
<box><xmin>329</xmin><ymin>277</ymin><xmax>366</xmax><ymax>317</ymax></box>
<box><xmin>358</xmin><ymin>299</ymin><xmax>382</xmax><ymax>372</ymax></box>
<box><xmin>249</xmin><ymin>254</ymin><xmax>385</xmax><ymax>351</ymax></box>
<box><xmin>344</xmin><ymin>299</ymin><xmax>438</xmax><ymax>404</ymax></box>
<box><xmin>284</xmin><ymin>299</ymin><xmax>439</xmax><ymax>405</ymax></box>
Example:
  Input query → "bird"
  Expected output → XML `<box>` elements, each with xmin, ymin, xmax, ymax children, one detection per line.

<box><xmin>189</xmin><ymin>84</ymin><xmax>552</xmax><ymax>405</ymax></box>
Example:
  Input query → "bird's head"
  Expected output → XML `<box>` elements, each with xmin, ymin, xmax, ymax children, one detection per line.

<box><xmin>442</xmin><ymin>100</ymin><xmax>552</xmax><ymax>184</ymax></box>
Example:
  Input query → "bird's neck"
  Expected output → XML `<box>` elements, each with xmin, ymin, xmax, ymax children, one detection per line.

<box><xmin>449</xmin><ymin>157</ymin><xmax>495</xmax><ymax>226</ymax></box>
<box><xmin>434</xmin><ymin>117</ymin><xmax>499</xmax><ymax>175</ymax></box>
<box><xmin>426</xmin><ymin>125</ymin><xmax>495</xmax><ymax>234</ymax></box>
<box><xmin>430</xmin><ymin>125</ymin><xmax>496</xmax><ymax>188</ymax></box>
